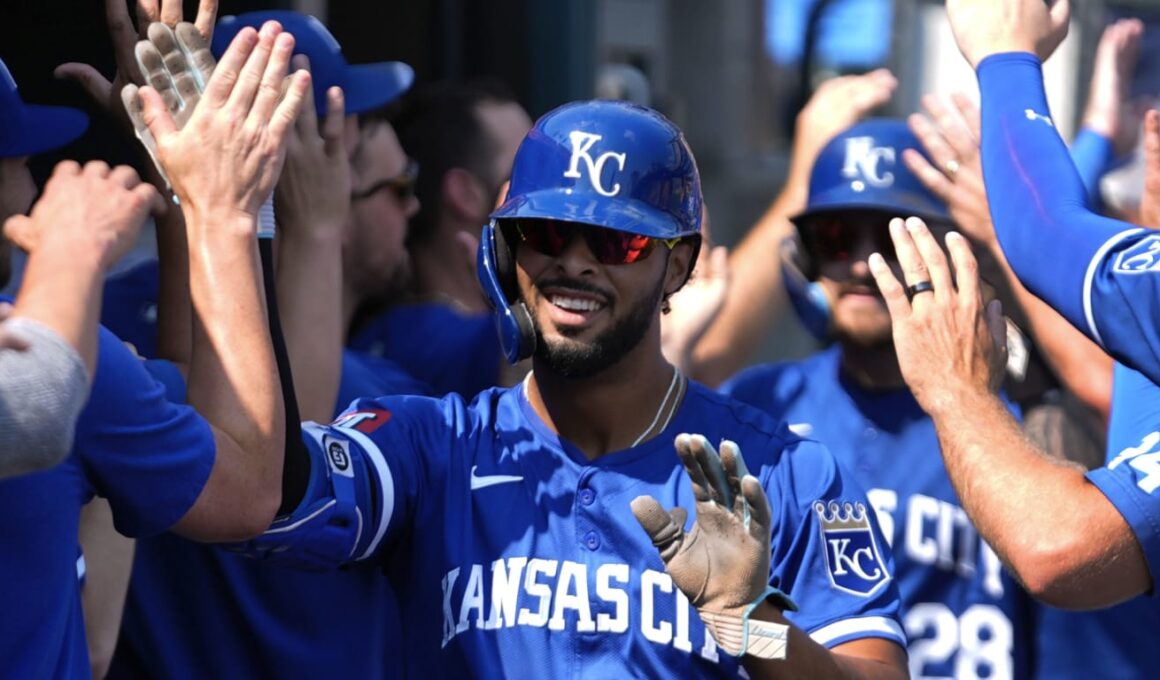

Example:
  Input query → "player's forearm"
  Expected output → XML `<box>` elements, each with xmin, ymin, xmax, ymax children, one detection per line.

<box><xmin>185</xmin><ymin>212</ymin><xmax>284</xmax><ymax>525</ymax></box>
<box><xmin>928</xmin><ymin>385</ymin><xmax>1140</xmax><ymax>606</ymax></box>
<box><xmin>740</xmin><ymin>604</ymin><xmax>906</xmax><ymax>680</ymax></box>
<box><xmin>156</xmin><ymin>204</ymin><xmax>193</xmax><ymax>371</ymax></box>
<box><xmin>79</xmin><ymin>498</ymin><xmax>135</xmax><ymax>680</ymax></box>
<box><xmin>691</xmin><ymin>192</ymin><xmax>801</xmax><ymax>386</ymax></box>
<box><xmin>978</xmin><ymin>53</ymin><xmax>1133</xmax><ymax>338</ymax></box>
<box><xmin>274</xmin><ymin>229</ymin><xmax>343</xmax><ymax>422</ymax></box>
<box><xmin>12</xmin><ymin>243</ymin><xmax>106</xmax><ymax>377</ymax></box>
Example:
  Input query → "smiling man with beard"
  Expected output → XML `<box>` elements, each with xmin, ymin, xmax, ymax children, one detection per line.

<box><xmin>224</xmin><ymin>100</ymin><xmax>910</xmax><ymax>678</ymax></box>
<box><xmin>722</xmin><ymin>119</ymin><xmax>1038</xmax><ymax>680</ymax></box>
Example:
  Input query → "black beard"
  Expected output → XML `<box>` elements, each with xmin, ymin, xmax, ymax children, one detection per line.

<box><xmin>530</xmin><ymin>272</ymin><xmax>665</xmax><ymax>379</ymax></box>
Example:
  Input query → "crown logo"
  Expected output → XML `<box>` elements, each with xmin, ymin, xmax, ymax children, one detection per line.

<box><xmin>813</xmin><ymin>501</ymin><xmax>870</xmax><ymax>531</ymax></box>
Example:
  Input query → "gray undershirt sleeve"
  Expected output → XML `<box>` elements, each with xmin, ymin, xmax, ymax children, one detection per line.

<box><xmin>0</xmin><ymin>317</ymin><xmax>90</xmax><ymax>479</ymax></box>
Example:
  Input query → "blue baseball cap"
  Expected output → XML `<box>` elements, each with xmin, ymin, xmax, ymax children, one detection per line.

<box><xmin>0</xmin><ymin>58</ymin><xmax>89</xmax><ymax>158</ymax></box>
<box><xmin>212</xmin><ymin>11</ymin><xmax>413</xmax><ymax>117</ymax></box>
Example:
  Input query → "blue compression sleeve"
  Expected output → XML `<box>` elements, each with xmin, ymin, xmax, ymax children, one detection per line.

<box><xmin>1069</xmin><ymin>126</ymin><xmax>1114</xmax><ymax>208</ymax></box>
<box><xmin>978</xmin><ymin>53</ymin><xmax>1160</xmax><ymax>381</ymax></box>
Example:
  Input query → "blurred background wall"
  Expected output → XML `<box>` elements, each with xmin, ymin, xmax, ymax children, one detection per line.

<box><xmin>2</xmin><ymin>0</ymin><xmax>1157</xmax><ymax>360</ymax></box>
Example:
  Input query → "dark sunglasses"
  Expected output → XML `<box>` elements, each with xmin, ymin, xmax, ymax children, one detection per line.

<box><xmin>513</xmin><ymin>219</ymin><xmax>680</xmax><ymax>265</ymax></box>
<box><xmin>799</xmin><ymin>216</ymin><xmax>897</xmax><ymax>264</ymax></box>
<box><xmin>351</xmin><ymin>159</ymin><xmax>419</xmax><ymax>202</ymax></box>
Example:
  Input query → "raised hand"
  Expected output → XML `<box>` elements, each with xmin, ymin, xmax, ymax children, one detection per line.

<box><xmin>868</xmin><ymin>218</ymin><xmax>1008</xmax><ymax>416</ymax></box>
<box><xmin>137</xmin><ymin>22</ymin><xmax>310</xmax><ymax>223</ymax></box>
<box><xmin>1141</xmin><ymin>111</ymin><xmax>1160</xmax><ymax>229</ymax></box>
<box><xmin>946</xmin><ymin>0</ymin><xmax>1070</xmax><ymax>68</ymax></box>
<box><xmin>1083</xmin><ymin>19</ymin><xmax>1145</xmax><ymax>159</ymax></box>
<box><xmin>632</xmin><ymin>434</ymin><xmax>789</xmax><ymax>659</ymax></box>
<box><xmin>4</xmin><ymin>161</ymin><xmax>163</xmax><ymax>270</ymax></box>
<box><xmin>789</xmin><ymin>69</ymin><xmax>898</xmax><ymax>187</ymax></box>
<box><xmin>904</xmin><ymin>93</ymin><xmax>994</xmax><ymax>247</ymax></box>
<box><xmin>275</xmin><ymin>56</ymin><xmax>349</xmax><ymax>240</ymax></box>
<box><xmin>56</xmin><ymin>0</ymin><xmax>218</xmax><ymax>127</ymax></box>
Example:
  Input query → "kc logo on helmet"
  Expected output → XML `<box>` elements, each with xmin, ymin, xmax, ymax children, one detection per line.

<box><xmin>841</xmin><ymin>137</ymin><xmax>895</xmax><ymax>190</ymax></box>
<box><xmin>814</xmin><ymin>501</ymin><xmax>890</xmax><ymax>597</ymax></box>
<box><xmin>564</xmin><ymin>131</ymin><xmax>628</xmax><ymax>197</ymax></box>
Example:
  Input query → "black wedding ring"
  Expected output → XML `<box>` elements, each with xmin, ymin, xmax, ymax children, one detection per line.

<box><xmin>906</xmin><ymin>280</ymin><xmax>934</xmax><ymax>299</ymax></box>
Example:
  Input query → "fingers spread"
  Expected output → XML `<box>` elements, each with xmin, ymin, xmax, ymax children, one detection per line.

<box><xmin>194</xmin><ymin>0</ymin><xmax>219</xmax><ymax>42</ymax></box>
<box><xmin>675</xmin><ymin>433</ymin><xmax>714</xmax><ymax>503</ymax></box>
<box><xmin>630</xmin><ymin>496</ymin><xmax>686</xmax><ymax>562</ymax></box>
<box><xmin>268</xmin><ymin>70</ymin><xmax>312</xmax><ymax>145</ymax></box>
<box><xmin>249</xmin><ymin>31</ymin><xmax>296</xmax><ymax>127</ymax></box>
<box><xmin>888</xmin><ymin>217</ymin><xmax>929</xmax><ymax>290</ymax></box>
<box><xmin>740</xmin><ymin>475</ymin><xmax>772</xmax><ymax>541</ymax></box>
<box><xmin>228</xmin><ymin>21</ymin><xmax>281</xmax><ymax>115</ymax></box>
<box><xmin>905</xmin><ymin>217</ymin><xmax>955</xmax><ymax>303</ymax></box>
<box><xmin>902</xmin><ymin>147</ymin><xmax>953</xmax><ymax>202</ymax></box>
<box><xmin>203</xmin><ymin>26</ymin><xmax>258</xmax><ymax>108</ymax></box>
<box><xmin>691</xmin><ymin>434</ymin><xmax>732</xmax><ymax>508</ymax></box>
<box><xmin>135</xmin><ymin>40</ymin><xmax>180</xmax><ymax>113</ymax></box>
<box><xmin>176</xmin><ymin>22</ymin><xmax>216</xmax><ymax>93</ymax></box>
<box><xmin>951</xmin><ymin>93</ymin><xmax>981</xmax><ymax>138</ymax></box>
<box><xmin>868</xmin><ymin>251</ymin><xmax>910</xmax><ymax>320</ymax></box>
<box><xmin>945</xmin><ymin>231</ymin><xmax>980</xmax><ymax>304</ymax></box>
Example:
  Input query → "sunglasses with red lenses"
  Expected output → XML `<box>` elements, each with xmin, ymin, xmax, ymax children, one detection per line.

<box><xmin>513</xmin><ymin>219</ymin><xmax>680</xmax><ymax>265</ymax></box>
<box><xmin>799</xmin><ymin>215</ymin><xmax>896</xmax><ymax>264</ymax></box>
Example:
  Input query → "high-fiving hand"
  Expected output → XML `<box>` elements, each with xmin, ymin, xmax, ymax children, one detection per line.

<box><xmin>946</xmin><ymin>0</ymin><xmax>1070</xmax><ymax>68</ymax></box>
<box><xmin>135</xmin><ymin>22</ymin><xmax>310</xmax><ymax>223</ymax></box>
<box><xmin>631</xmin><ymin>434</ymin><xmax>791</xmax><ymax>659</ymax></box>
<box><xmin>868</xmin><ymin>218</ymin><xmax>1008</xmax><ymax>417</ymax></box>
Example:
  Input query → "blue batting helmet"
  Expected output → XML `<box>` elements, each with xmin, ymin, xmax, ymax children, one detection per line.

<box><xmin>478</xmin><ymin>100</ymin><xmax>704</xmax><ymax>363</ymax></box>
<box><xmin>783</xmin><ymin>118</ymin><xmax>951</xmax><ymax>342</ymax></box>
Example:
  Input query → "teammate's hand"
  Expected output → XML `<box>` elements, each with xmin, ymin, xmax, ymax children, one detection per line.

<box><xmin>275</xmin><ymin>56</ymin><xmax>349</xmax><ymax>240</ymax></box>
<box><xmin>631</xmin><ymin>434</ymin><xmax>776</xmax><ymax>655</ymax></box>
<box><xmin>662</xmin><ymin>206</ymin><xmax>730</xmax><ymax>371</ymax></box>
<box><xmin>4</xmin><ymin>160</ymin><xmax>164</xmax><ymax>271</ymax></box>
<box><xmin>1139</xmin><ymin>110</ymin><xmax>1160</xmax><ymax>230</ymax></box>
<box><xmin>120</xmin><ymin>22</ymin><xmax>218</xmax><ymax>189</ymax></box>
<box><xmin>904</xmin><ymin>93</ymin><xmax>996</xmax><ymax>248</ymax></box>
<box><xmin>788</xmin><ymin>69</ymin><xmax>897</xmax><ymax>189</ymax></box>
<box><xmin>137</xmin><ymin>22</ymin><xmax>310</xmax><ymax>223</ymax></box>
<box><xmin>1083</xmin><ymin>19</ymin><xmax>1145</xmax><ymax>159</ymax></box>
<box><xmin>868</xmin><ymin>218</ymin><xmax>1007</xmax><ymax>417</ymax></box>
<box><xmin>946</xmin><ymin>0</ymin><xmax>1070</xmax><ymax>68</ymax></box>
<box><xmin>56</xmin><ymin>0</ymin><xmax>217</xmax><ymax>135</ymax></box>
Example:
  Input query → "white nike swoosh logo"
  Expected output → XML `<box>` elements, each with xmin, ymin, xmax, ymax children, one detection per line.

<box><xmin>470</xmin><ymin>465</ymin><xmax>524</xmax><ymax>490</ymax></box>
<box><xmin>788</xmin><ymin>422</ymin><xmax>813</xmax><ymax>436</ymax></box>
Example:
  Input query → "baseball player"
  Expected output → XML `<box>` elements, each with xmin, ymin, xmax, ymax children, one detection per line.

<box><xmin>722</xmin><ymin>119</ymin><xmax>1035</xmax><ymax>680</ymax></box>
<box><xmin>215</xmin><ymin>100</ymin><xmax>910</xmax><ymax>677</ymax></box>
<box><xmin>0</xmin><ymin>22</ymin><xmax>307</xmax><ymax>676</ymax></box>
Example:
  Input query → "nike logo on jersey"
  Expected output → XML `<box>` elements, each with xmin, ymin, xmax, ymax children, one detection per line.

<box><xmin>788</xmin><ymin>422</ymin><xmax>813</xmax><ymax>437</ymax></box>
<box><xmin>470</xmin><ymin>466</ymin><xmax>524</xmax><ymax>490</ymax></box>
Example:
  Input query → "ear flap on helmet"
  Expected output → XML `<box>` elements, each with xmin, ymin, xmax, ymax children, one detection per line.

<box><xmin>779</xmin><ymin>234</ymin><xmax>832</xmax><ymax>344</ymax></box>
<box><xmin>478</xmin><ymin>221</ymin><xmax>536</xmax><ymax>364</ymax></box>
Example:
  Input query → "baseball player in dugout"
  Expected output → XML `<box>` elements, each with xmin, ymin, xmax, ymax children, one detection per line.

<box><xmin>722</xmin><ymin>118</ymin><xmax>1038</xmax><ymax>680</ymax></box>
<box><xmin>205</xmin><ymin>94</ymin><xmax>911</xmax><ymax>676</ymax></box>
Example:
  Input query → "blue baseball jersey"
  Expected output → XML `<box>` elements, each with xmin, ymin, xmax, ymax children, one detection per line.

<box><xmin>722</xmin><ymin>347</ymin><xmax>1035</xmax><ymax>679</ymax></box>
<box><xmin>349</xmin><ymin>302</ymin><xmax>502</xmax><ymax>397</ymax></box>
<box><xmin>112</xmin><ymin>348</ymin><xmax>432</xmax><ymax>678</ymax></box>
<box><xmin>102</xmin><ymin>258</ymin><xmax>161</xmax><ymax>359</ymax></box>
<box><xmin>0</xmin><ymin>327</ymin><xmax>214</xmax><ymax>678</ymax></box>
<box><xmin>979</xmin><ymin>53</ymin><xmax>1160</xmax><ymax>386</ymax></box>
<box><xmin>252</xmin><ymin>379</ymin><xmax>906</xmax><ymax>677</ymax></box>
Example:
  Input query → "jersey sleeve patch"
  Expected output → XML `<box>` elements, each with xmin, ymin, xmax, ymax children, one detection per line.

<box><xmin>814</xmin><ymin>501</ymin><xmax>892</xmax><ymax>598</ymax></box>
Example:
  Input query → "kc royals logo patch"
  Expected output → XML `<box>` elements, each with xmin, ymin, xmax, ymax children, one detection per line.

<box><xmin>1113</xmin><ymin>235</ymin><xmax>1160</xmax><ymax>275</ymax></box>
<box><xmin>814</xmin><ymin>501</ymin><xmax>890</xmax><ymax>597</ymax></box>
